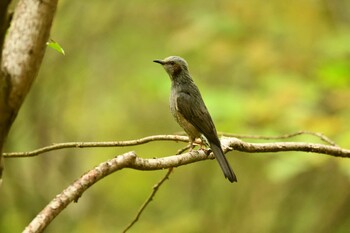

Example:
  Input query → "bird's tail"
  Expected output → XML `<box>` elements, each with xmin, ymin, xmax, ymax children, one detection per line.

<box><xmin>209</xmin><ymin>142</ymin><xmax>237</xmax><ymax>183</ymax></box>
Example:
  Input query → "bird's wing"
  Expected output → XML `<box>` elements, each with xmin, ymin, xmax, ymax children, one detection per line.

<box><xmin>176</xmin><ymin>91</ymin><xmax>219</xmax><ymax>144</ymax></box>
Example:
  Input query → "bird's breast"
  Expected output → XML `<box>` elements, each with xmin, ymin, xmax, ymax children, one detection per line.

<box><xmin>169</xmin><ymin>90</ymin><xmax>200</xmax><ymax>140</ymax></box>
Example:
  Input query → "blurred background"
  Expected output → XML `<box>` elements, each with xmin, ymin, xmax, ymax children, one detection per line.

<box><xmin>1</xmin><ymin>0</ymin><xmax>350</xmax><ymax>232</ymax></box>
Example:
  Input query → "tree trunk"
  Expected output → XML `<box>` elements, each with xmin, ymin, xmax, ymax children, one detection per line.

<box><xmin>0</xmin><ymin>0</ymin><xmax>58</xmax><ymax>185</ymax></box>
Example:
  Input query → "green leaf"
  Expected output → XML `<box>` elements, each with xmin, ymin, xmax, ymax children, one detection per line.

<box><xmin>46</xmin><ymin>39</ymin><xmax>65</xmax><ymax>55</ymax></box>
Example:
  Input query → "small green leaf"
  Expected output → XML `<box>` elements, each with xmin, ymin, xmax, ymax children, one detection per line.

<box><xmin>46</xmin><ymin>39</ymin><xmax>65</xmax><ymax>55</ymax></box>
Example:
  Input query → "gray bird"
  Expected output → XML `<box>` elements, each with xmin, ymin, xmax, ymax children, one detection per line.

<box><xmin>153</xmin><ymin>56</ymin><xmax>237</xmax><ymax>183</ymax></box>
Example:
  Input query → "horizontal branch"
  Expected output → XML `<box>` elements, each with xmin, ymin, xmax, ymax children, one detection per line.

<box><xmin>223</xmin><ymin>137</ymin><xmax>350</xmax><ymax>158</ymax></box>
<box><xmin>222</xmin><ymin>130</ymin><xmax>337</xmax><ymax>146</ymax></box>
<box><xmin>4</xmin><ymin>135</ymin><xmax>350</xmax><ymax>159</ymax></box>
<box><xmin>22</xmin><ymin>135</ymin><xmax>350</xmax><ymax>232</ymax></box>
<box><xmin>3</xmin><ymin>135</ymin><xmax>189</xmax><ymax>158</ymax></box>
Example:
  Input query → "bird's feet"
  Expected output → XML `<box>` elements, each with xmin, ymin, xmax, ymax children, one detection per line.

<box><xmin>188</xmin><ymin>138</ymin><xmax>205</xmax><ymax>151</ymax></box>
<box><xmin>189</xmin><ymin>137</ymin><xmax>211</xmax><ymax>156</ymax></box>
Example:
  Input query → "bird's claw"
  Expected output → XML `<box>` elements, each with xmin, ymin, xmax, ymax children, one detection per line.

<box><xmin>200</xmin><ymin>147</ymin><xmax>211</xmax><ymax>156</ymax></box>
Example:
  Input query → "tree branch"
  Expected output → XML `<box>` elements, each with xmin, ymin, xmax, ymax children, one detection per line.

<box><xmin>23</xmin><ymin>149</ymin><xmax>213</xmax><ymax>233</ymax></box>
<box><xmin>3</xmin><ymin>135</ymin><xmax>189</xmax><ymax>158</ymax></box>
<box><xmin>121</xmin><ymin>145</ymin><xmax>190</xmax><ymax>233</ymax></box>
<box><xmin>4</xmin><ymin>135</ymin><xmax>350</xmax><ymax>159</ymax></box>
<box><xmin>23</xmin><ymin>151</ymin><xmax>138</xmax><ymax>233</ymax></box>
<box><xmin>224</xmin><ymin>137</ymin><xmax>349</xmax><ymax>158</ymax></box>
<box><xmin>222</xmin><ymin>130</ymin><xmax>337</xmax><ymax>146</ymax></box>
<box><xmin>20</xmin><ymin>134</ymin><xmax>350</xmax><ymax>232</ymax></box>
<box><xmin>122</xmin><ymin>167</ymin><xmax>174</xmax><ymax>233</ymax></box>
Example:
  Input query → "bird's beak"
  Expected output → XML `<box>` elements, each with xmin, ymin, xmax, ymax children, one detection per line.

<box><xmin>153</xmin><ymin>59</ymin><xmax>165</xmax><ymax>65</ymax></box>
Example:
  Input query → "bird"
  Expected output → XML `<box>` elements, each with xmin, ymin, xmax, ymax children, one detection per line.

<box><xmin>153</xmin><ymin>56</ymin><xmax>237</xmax><ymax>183</ymax></box>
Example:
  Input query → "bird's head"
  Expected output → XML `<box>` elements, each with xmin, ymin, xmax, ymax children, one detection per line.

<box><xmin>153</xmin><ymin>56</ymin><xmax>189</xmax><ymax>78</ymax></box>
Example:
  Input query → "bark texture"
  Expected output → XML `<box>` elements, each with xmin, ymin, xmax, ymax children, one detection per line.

<box><xmin>0</xmin><ymin>0</ymin><xmax>58</xmax><ymax>182</ymax></box>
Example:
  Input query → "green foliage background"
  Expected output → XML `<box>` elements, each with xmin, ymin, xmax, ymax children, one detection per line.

<box><xmin>1</xmin><ymin>0</ymin><xmax>350</xmax><ymax>232</ymax></box>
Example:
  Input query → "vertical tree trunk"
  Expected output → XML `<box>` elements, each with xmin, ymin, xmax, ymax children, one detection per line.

<box><xmin>0</xmin><ymin>0</ymin><xmax>58</xmax><ymax>185</ymax></box>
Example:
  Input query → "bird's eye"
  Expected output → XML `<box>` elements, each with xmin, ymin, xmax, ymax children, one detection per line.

<box><xmin>169</xmin><ymin>61</ymin><xmax>175</xmax><ymax>65</ymax></box>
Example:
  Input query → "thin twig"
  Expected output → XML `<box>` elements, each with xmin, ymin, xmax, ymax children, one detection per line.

<box><xmin>221</xmin><ymin>130</ymin><xmax>338</xmax><ymax>146</ymax></box>
<box><xmin>122</xmin><ymin>168</ymin><xmax>173</xmax><ymax>233</ymax></box>
<box><xmin>3</xmin><ymin>135</ymin><xmax>189</xmax><ymax>158</ymax></box>
<box><xmin>177</xmin><ymin>144</ymin><xmax>191</xmax><ymax>154</ymax></box>
<box><xmin>123</xmin><ymin>145</ymin><xmax>188</xmax><ymax>232</ymax></box>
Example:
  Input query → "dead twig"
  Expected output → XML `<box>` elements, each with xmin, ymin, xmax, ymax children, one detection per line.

<box><xmin>221</xmin><ymin>130</ymin><xmax>337</xmax><ymax>146</ymax></box>
<box><xmin>122</xmin><ymin>167</ymin><xmax>173</xmax><ymax>233</ymax></box>
<box><xmin>122</xmin><ymin>145</ymin><xmax>189</xmax><ymax>233</ymax></box>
